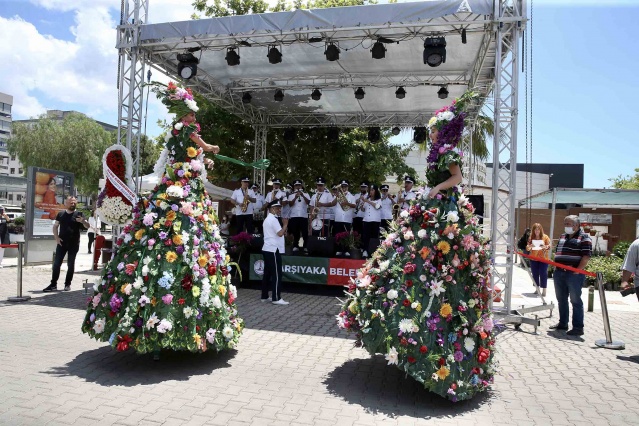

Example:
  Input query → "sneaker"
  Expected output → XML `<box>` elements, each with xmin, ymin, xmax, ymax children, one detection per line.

<box><xmin>336</xmin><ymin>252</ymin><xmax>343</xmax><ymax>256</ymax></box>
<box><xmin>566</xmin><ymin>328</ymin><xmax>584</xmax><ymax>336</ymax></box>
<box><xmin>292</xmin><ymin>247</ymin><xmax>299</xmax><ymax>252</ymax></box>
<box><xmin>344</xmin><ymin>252</ymin><xmax>350</xmax><ymax>257</ymax></box>
<box><xmin>260</xmin><ymin>297</ymin><xmax>270</xmax><ymax>302</ymax></box>
<box><xmin>42</xmin><ymin>284</ymin><xmax>57</xmax><ymax>292</ymax></box>
<box><xmin>64</xmin><ymin>285</ymin><xmax>71</xmax><ymax>291</ymax></box>
<box><xmin>549</xmin><ymin>323</ymin><xmax>568</xmax><ymax>331</ymax></box>
<box><xmin>272</xmin><ymin>299</ymin><xmax>289</xmax><ymax>305</ymax></box>
<box><xmin>362</xmin><ymin>251</ymin><xmax>368</xmax><ymax>258</ymax></box>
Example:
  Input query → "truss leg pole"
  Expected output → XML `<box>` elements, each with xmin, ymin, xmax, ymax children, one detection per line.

<box><xmin>253</xmin><ymin>126</ymin><xmax>267</xmax><ymax>194</ymax></box>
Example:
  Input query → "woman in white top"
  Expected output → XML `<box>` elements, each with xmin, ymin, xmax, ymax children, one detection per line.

<box><xmin>219</xmin><ymin>215</ymin><xmax>230</xmax><ymax>237</ymax></box>
<box><xmin>261</xmin><ymin>199</ymin><xmax>289</xmax><ymax>305</ymax></box>
<box><xmin>361</xmin><ymin>184</ymin><xmax>382</xmax><ymax>257</ymax></box>
<box><xmin>87</xmin><ymin>210</ymin><xmax>101</xmax><ymax>254</ymax></box>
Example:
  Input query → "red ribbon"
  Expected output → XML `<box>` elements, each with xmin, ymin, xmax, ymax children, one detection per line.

<box><xmin>517</xmin><ymin>251</ymin><xmax>596</xmax><ymax>277</ymax></box>
<box><xmin>0</xmin><ymin>244</ymin><xmax>18</xmax><ymax>248</ymax></box>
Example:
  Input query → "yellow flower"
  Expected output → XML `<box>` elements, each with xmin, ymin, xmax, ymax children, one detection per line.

<box><xmin>225</xmin><ymin>255</ymin><xmax>230</xmax><ymax>263</ymax></box>
<box><xmin>153</xmin><ymin>223</ymin><xmax>160</xmax><ymax>229</ymax></box>
<box><xmin>218</xmin><ymin>285</ymin><xmax>227</xmax><ymax>296</ymax></box>
<box><xmin>437</xmin><ymin>241</ymin><xmax>451</xmax><ymax>255</ymax></box>
<box><xmin>173</xmin><ymin>162</ymin><xmax>183</xmax><ymax>169</ymax></box>
<box><xmin>198</xmin><ymin>255</ymin><xmax>208</xmax><ymax>267</ymax></box>
<box><xmin>165</xmin><ymin>251</ymin><xmax>178</xmax><ymax>263</ymax></box>
<box><xmin>184</xmin><ymin>172</ymin><xmax>192</xmax><ymax>178</ymax></box>
<box><xmin>415</xmin><ymin>302</ymin><xmax>422</xmax><ymax>312</ymax></box>
<box><xmin>193</xmin><ymin>333</ymin><xmax>202</xmax><ymax>347</ymax></box>
<box><xmin>187</xmin><ymin>147</ymin><xmax>198</xmax><ymax>158</ymax></box>
<box><xmin>157</xmin><ymin>193</ymin><xmax>167</xmax><ymax>200</ymax></box>
<box><xmin>120</xmin><ymin>284</ymin><xmax>128</xmax><ymax>294</ymax></box>
<box><xmin>439</xmin><ymin>303</ymin><xmax>453</xmax><ymax>317</ymax></box>
<box><xmin>172</xmin><ymin>234</ymin><xmax>183</xmax><ymax>245</ymax></box>
<box><xmin>192</xmin><ymin>286</ymin><xmax>201</xmax><ymax>297</ymax></box>
<box><xmin>419</xmin><ymin>247</ymin><xmax>431</xmax><ymax>260</ymax></box>
<box><xmin>348</xmin><ymin>301</ymin><xmax>359</xmax><ymax>314</ymax></box>
<box><xmin>174</xmin><ymin>181</ymin><xmax>183</xmax><ymax>187</ymax></box>
<box><xmin>166</xmin><ymin>211</ymin><xmax>177</xmax><ymax>221</ymax></box>
<box><xmin>134</xmin><ymin>229</ymin><xmax>145</xmax><ymax>240</ymax></box>
<box><xmin>151</xmin><ymin>297</ymin><xmax>157</xmax><ymax>307</ymax></box>
<box><xmin>428</xmin><ymin>116</ymin><xmax>438</xmax><ymax>127</ymax></box>
<box><xmin>436</xmin><ymin>366</ymin><xmax>450</xmax><ymax>380</ymax></box>
<box><xmin>155</xmin><ymin>200</ymin><xmax>162</xmax><ymax>207</ymax></box>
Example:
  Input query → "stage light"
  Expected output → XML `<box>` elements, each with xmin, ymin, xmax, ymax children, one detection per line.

<box><xmin>371</xmin><ymin>41</ymin><xmax>386</xmax><ymax>59</ymax></box>
<box><xmin>423</xmin><ymin>37</ymin><xmax>446</xmax><ymax>67</ymax></box>
<box><xmin>325</xmin><ymin>42</ymin><xmax>340</xmax><ymax>61</ymax></box>
<box><xmin>311</xmin><ymin>89</ymin><xmax>322</xmax><ymax>101</ymax></box>
<box><xmin>239</xmin><ymin>40</ymin><xmax>252</xmax><ymax>47</ymax></box>
<box><xmin>392</xmin><ymin>127</ymin><xmax>401</xmax><ymax>136</ymax></box>
<box><xmin>274</xmin><ymin>90</ymin><xmax>284</xmax><ymax>102</ymax></box>
<box><xmin>283</xmin><ymin>128</ymin><xmax>296</xmax><ymax>142</ymax></box>
<box><xmin>438</xmin><ymin>86</ymin><xmax>449</xmax><ymax>99</ymax></box>
<box><xmin>395</xmin><ymin>86</ymin><xmax>406</xmax><ymax>99</ymax></box>
<box><xmin>225</xmin><ymin>47</ymin><xmax>240</xmax><ymax>66</ymax></box>
<box><xmin>354</xmin><ymin>87</ymin><xmax>365</xmax><ymax>100</ymax></box>
<box><xmin>461</xmin><ymin>29</ymin><xmax>467</xmax><ymax>44</ymax></box>
<box><xmin>368</xmin><ymin>127</ymin><xmax>381</xmax><ymax>143</ymax></box>
<box><xmin>308</xmin><ymin>36</ymin><xmax>324</xmax><ymax>43</ymax></box>
<box><xmin>242</xmin><ymin>92</ymin><xmax>252</xmax><ymax>104</ymax></box>
<box><xmin>267</xmin><ymin>45</ymin><xmax>282</xmax><ymax>64</ymax></box>
<box><xmin>177</xmin><ymin>52</ymin><xmax>199</xmax><ymax>79</ymax></box>
<box><xmin>413</xmin><ymin>127</ymin><xmax>427</xmax><ymax>144</ymax></box>
<box><xmin>327</xmin><ymin>127</ymin><xmax>340</xmax><ymax>142</ymax></box>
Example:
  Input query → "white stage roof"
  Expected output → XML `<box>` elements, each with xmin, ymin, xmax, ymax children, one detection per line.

<box><xmin>135</xmin><ymin>0</ymin><xmax>501</xmax><ymax>128</ymax></box>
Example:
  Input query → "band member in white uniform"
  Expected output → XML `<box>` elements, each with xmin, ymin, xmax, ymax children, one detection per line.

<box><xmin>309</xmin><ymin>176</ymin><xmax>332</xmax><ymax>236</ymax></box>
<box><xmin>251</xmin><ymin>183</ymin><xmax>265</xmax><ymax>233</ymax></box>
<box><xmin>397</xmin><ymin>175</ymin><xmax>417</xmax><ymax>211</ymax></box>
<box><xmin>252</xmin><ymin>183</ymin><xmax>265</xmax><ymax>211</ymax></box>
<box><xmin>287</xmin><ymin>179</ymin><xmax>310</xmax><ymax>252</ymax></box>
<box><xmin>229</xmin><ymin>176</ymin><xmax>256</xmax><ymax>234</ymax></box>
<box><xmin>281</xmin><ymin>183</ymin><xmax>293</xmax><ymax>220</ymax></box>
<box><xmin>380</xmin><ymin>184</ymin><xmax>395</xmax><ymax>232</ymax></box>
<box><xmin>261</xmin><ymin>199</ymin><xmax>289</xmax><ymax>305</ymax></box>
<box><xmin>330</xmin><ymin>179</ymin><xmax>357</xmax><ymax>256</ymax></box>
<box><xmin>263</xmin><ymin>178</ymin><xmax>286</xmax><ymax>213</ymax></box>
<box><xmin>360</xmin><ymin>183</ymin><xmax>382</xmax><ymax>257</ymax></box>
<box><xmin>353</xmin><ymin>182</ymin><xmax>368</xmax><ymax>237</ymax></box>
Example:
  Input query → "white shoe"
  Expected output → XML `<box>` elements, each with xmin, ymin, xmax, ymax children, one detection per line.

<box><xmin>260</xmin><ymin>297</ymin><xmax>270</xmax><ymax>302</ymax></box>
<box><xmin>363</xmin><ymin>251</ymin><xmax>368</xmax><ymax>257</ymax></box>
<box><xmin>272</xmin><ymin>299</ymin><xmax>289</xmax><ymax>305</ymax></box>
<box><xmin>336</xmin><ymin>252</ymin><xmax>342</xmax><ymax>256</ymax></box>
<box><xmin>292</xmin><ymin>247</ymin><xmax>299</xmax><ymax>252</ymax></box>
<box><xmin>345</xmin><ymin>252</ymin><xmax>350</xmax><ymax>257</ymax></box>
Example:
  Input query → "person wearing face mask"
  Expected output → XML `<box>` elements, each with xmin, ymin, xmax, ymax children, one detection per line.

<box><xmin>549</xmin><ymin>215</ymin><xmax>592</xmax><ymax>336</ymax></box>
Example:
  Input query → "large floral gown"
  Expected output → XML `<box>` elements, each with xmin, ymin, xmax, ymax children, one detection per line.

<box><xmin>82</xmin><ymin>122</ymin><xmax>243</xmax><ymax>353</ymax></box>
<box><xmin>337</xmin><ymin>150</ymin><xmax>495</xmax><ymax>401</ymax></box>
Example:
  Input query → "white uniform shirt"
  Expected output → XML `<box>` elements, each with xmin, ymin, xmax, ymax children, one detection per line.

<box><xmin>231</xmin><ymin>188</ymin><xmax>256</xmax><ymax>215</ymax></box>
<box><xmin>254</xmin><ymin>193</ymin><xmax>265</xmax><ymax>211</ymax></box>
<box><xmin>287</xmin><ymin>191</ymin><xmax>310</xmax><ymax>218</ymax></box>
<box><xmin>88</xmin><ymin>216</ymin><xmax>101</xmax><ymax>234</ymax></box>
<box><xmin>310</xmin><ymin>190</ymin><xmax>333</xmax><ymax>219</ymax></box>
<box><xmin>363</xmin><ymin>198</ymin><xmax>382</xmax><ymax>222</ymax></box>
<box><xmin>380</xmin><ymin>195</ymin><xmax>395</xmax><ymax>220</ymax></box>
<box><xmin>355</xmin><ymin>193</ymin><xmax>368</xmax><ymax>218</ymax></box>
<box><xmin>262</xmin><ymin>213</ymin><xmax>284</xmax><ymax>253</ymax></box>
<box><xmin>333</xmin><ymin>192</ymin><xmax>356</xmax><ymax>223</ymax></box>
<box><xmin>400</xmin><ymin>189</ymin><xmax>416</xmax><ymax>210</ymax></box>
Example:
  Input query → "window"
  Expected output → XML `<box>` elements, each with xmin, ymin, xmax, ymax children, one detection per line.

<box><xmin>10</xmin><ymin>168</ymin><xmax>15</xmax><ymax>174</ymax></box>
<box><xmin>10</xmin><ymin>155</ymin><xmax>15</xmax><ymax>161</ymax></box>
<box><xmin>8</xmin><ymin>194</ymin><xmax>13</xmax><ymax>201</ymax></box>
<box><xmin>17</xmin><ymin>194</ymin><xmax>22</xmax><ymax>201</ymax></box>
<box><xmin>19</xmin><ymin>168</ymin><xmax>23</xmax><ymax>174</ymax></box>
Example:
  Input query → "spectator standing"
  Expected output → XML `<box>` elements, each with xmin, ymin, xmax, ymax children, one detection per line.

<box><xmin>526</xmin><ymin>223</ymin><xmax>551</xmax><ymax>297</ymax></box>
<box><xmin>87</xmin><ymin>209</ymin><xmax>101</xmax><ymax>254</ymax></box>
<box><xmin>620</xmin><ymin>237</ymin><xmax>639</xmax><ymax>302</ymax></box>
<box><xmin>0</xmin><ymin>205</ymin><xmax>11</xmax><ymax>268</ymax></box>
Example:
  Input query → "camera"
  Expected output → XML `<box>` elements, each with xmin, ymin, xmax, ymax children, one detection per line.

<box><xmin>620</xmin><ymin>286</ymin><xmax>636</xmax><ymax>297</ymax></box>
<box><xmin>72</xmin><ymin>211</ymin><xmax>84</xmax><ymax>220</ymax></box>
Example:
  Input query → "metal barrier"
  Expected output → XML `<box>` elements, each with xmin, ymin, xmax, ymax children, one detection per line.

<box><xmin>1</xmin><ymin>242</ymin><xmax>31</xmax><ymax>302</ymax></box>
<box><xmin>594</xmin><ymin>272</ymin><xmax>624</xmax><ymax>350</ymax></box>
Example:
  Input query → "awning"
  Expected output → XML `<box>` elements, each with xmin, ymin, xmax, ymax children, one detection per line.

<box><xmin>519</xmin><ymin>188</ymin><xmax>639</xmax><ymax>206</ymax></box>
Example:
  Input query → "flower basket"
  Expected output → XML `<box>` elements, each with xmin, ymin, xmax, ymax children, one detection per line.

<box><xmin>602</xmin><ymin>233</ymin><xmax>610</xmax><ymax>241</ymax></box>
<box><xmin>589</xmin><ymin>230</ymin><xmax>597</xmax><ymax>236</ymax></box>
<box><xmin>97</xmin><ymin>146</ymin><xmax>136</xmax><ymax>225</ymax></box>
<box><xmin>334</xmin><ymin>231</ymin><xmax>361</xmax><ymax>251</ymax></box>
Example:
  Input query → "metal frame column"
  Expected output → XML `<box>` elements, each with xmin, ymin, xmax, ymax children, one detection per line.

<box><xmin>490</xmin><ymin>0</ymin><xmax>525</xmax><ymax>313</ymax></box>
<box><xmin>253</xmin><ymin>126</ymin><xmax>267</xmax><ymax>194</ymax></box>
<box><xmin>116</xmin><ymin>0</ymin><xmax>149</xmax><ymax>193</ymax></box>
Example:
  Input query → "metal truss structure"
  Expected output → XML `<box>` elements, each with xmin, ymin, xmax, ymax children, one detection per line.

<box><xmin>253</xmin><ymin>126</ymin><xmax>267</xmax><ymax>192</ymax></box>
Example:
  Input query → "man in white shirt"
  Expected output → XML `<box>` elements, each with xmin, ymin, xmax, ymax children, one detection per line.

<box><xmin>261</xmin><ymin>199</ymin><xmax>289</xmax><ymax>305</ymax></box>
<box><xmin>87</xmin><ymin>210</ymin><xmax>102</xmax><ymax>254</ymax></box>
<box><xmin>281</xmin><ymin>183</ymin><xmax>293</xmax><ymax>220</ymax></box>
<box><xmin>397</xmin><ymin>175</ymin><xmax>417</xmax><ymax>210</ymax></box>
<box><xmin>251</xmin><ymin>183</ymin><xmax>265</xmax><ymax>234</ymax></box>
<box><xmin>229</xmin><ymin>177</ymin><xmax>256</xmax><ymax>235</ymax></box>
<box><xmin>380</xmin><ymin>184</ymin><xmax>395</xmax><ymax>232</ymax></box>
<box><xmin>330</xmin><ymin>179</ymin><xmax>357</xmax><ymax>256</ymax></box>
<box><xmin>252</xmin><ymin>183</ymin><xmax>264</xmax><ymax>211</ymax></box>
<box><xmin>353</xmin><ymin>182</ymin><xmax>368</xmax><ymax>237</ymax></box>
<box><xmin>287</xmin><ymin>179</ymin><xmax>310</xmax><ymax>252</ymax></box>
<box><xmin>263</xmin><ymin>178</ymin><xmax>286</xmax><ymax>213</ymax></box>
<box><xmin>309</xmin><ymin>176</ymin><xmax>332</xmax><ymax>237</ymax></box>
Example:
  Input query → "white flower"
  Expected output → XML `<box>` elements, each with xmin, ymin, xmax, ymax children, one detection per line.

<box><xmin>419</xmin><ymin>274</ymin><xmax>427</xmax><ymax>282</ymax></box>
<box><xmin>386</xmin><ymin>289</ymin><xmax>399</xmax><ymax>300</ymax></box>
<box><xmin>141</xmin><ymin>265</ymin><xmax>149</xmax><ymax>277</ymax></box>
<box><xmin>185</xmin><ymin>99</ymin><xmax>199</xmax><ymax>112</ymax></box>
<box><xmin>400</xmin><ymin>210</ymin><xmax>409</xmax><ymax>218</ymax></box>
<box><xmin>222</xmin><ymin>326</ymin><xmax>234</xmax><ymax>340</ymax></box>
<box><xmin>411</xmin><ymin>302</ymin><xmax>419</xmax><ymax>309</ymax></box>
<box><xmin>122</xmin><ymin>283</ymin><xmax>132</xmax><ymax>295</ymax></box>
<box><xmin>464</xmin><ymin>337</ymin><xmax>476</xmax><ymax>353</ymax></box>
<box><xmin>93</xmin><ymin>318</ymin><xmax>106</xmax><ymax>334</ymax></box>
<box><xmin>157</xmin><ymin>319</ymin><xmax>172</xmax><ymax>333</ymax></box>
<box><xmin>174</xmin><ymin>122</ymin><xmax>184</xmax><ymax>130</ymax></box>
<box><xmin>379</xmin><ymin>260</ymin><xmax>390</xmax><ymax>271</ymax></box>
<box><xmin>166</xmin><ymin>185</ymin><xmax>183</xmax><ymax>198</ymax></box>
<box><xmin>429</xmin><ymin>280</ymin><xmax>445</xmax><ymax>297</ymax></box>
<box><xmin>211</xmin><ymin>296</ymin><xmax>222</xmax><ymax>309</ymax></box>
<box><xmin>133</xmin><ymin>277</ymin><xmax>144</xmax><ymax>289</ymax></box>
<box><xmin>146</xmin><ymin>313</ymin><xmax>160</xmax><ymax>329</ymax></box>
<box><xmin>229</xmin><ymin>284</ymin><xmax>237</xmax><ymax>299</ymax></box>
<box><xmin>403</xmin><ymin>229</ymin><xmax>414</xmax><ymax>240</ymax></box>
<box><xmin>432</xmin><ymin>373</ymin><xmax>439</xmax><ymax>382</ymax></box>
<box><xmin>385</xmin><ymin>347</ymin><xmax>399</xmax><ymax>365</ymax></box>
<box><xmin>206</xmin><ymin>328</ymin><xmax>216</xmax><ymax>343</ymax></box>
<box><xmin>458</xmin><ymin>194</ymin><xmax>469</xmax><ymax>206</ymax></box>
<box><xmin>398</xmin><ymin>318</ymin><xmax>418</xmax><ymax>334</ymax></box>
<box><xmin>183</xmin><ymin>307</ymin><xmax>194</xmax><ymax>319</ymax></box>
<box><xmin>445</xmin><ymin>211</ymin><xmax>459</xmax><ymax>223</ymax></box>
<box><xmin>417</xmin><ymin>229</ymin><xmax>428</xmax><ymax>239</ymax></box>
<box><xmin>468</xmin><ymin>299</ymin><xmax>476</xmax><ymax>308</ymax></box>
<box><xmin>138</xmin><ymin>295</ymin><xmax>151</xmax><ymax>306</ymax></box>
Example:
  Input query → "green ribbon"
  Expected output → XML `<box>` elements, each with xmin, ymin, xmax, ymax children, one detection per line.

<box><xmin>214</xmin><ymin>154</ymin><xmax>270</xmax><ymax>170</ymax></box>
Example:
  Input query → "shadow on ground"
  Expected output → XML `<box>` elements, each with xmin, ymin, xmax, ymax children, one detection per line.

<box><xmin>323</xmin><ymin>355</ymin><xmax>492</xmax><ymax>419</ymax></box>
<box><xmin>42</xmin><ymin>345</ymin><xmax>236</xmax><ymax>386</ymax></box>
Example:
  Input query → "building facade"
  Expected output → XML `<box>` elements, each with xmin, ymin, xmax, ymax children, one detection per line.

<box><xmin>0</xmin><ymin>92</ymin><xmax>24</xmax><ymax>206</ymax></box>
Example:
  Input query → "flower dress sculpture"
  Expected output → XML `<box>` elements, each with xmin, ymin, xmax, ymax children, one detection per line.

<box><xmin>337</xmin><ymin>92</ymin><xmax>495</xmax><ymax>401</ymax></box>
<box><xmin>82</xmin><ymin>82</ymin><xmax>243</xmax><ymax>354</ymax></box>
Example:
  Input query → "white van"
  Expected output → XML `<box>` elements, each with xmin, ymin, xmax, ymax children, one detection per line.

<box><xmin>1</xmin><ymin>205</ymin><xmax>24</xmax><ymax>220</ymax></box>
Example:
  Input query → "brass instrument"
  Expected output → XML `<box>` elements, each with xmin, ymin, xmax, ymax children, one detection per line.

<box><xmin>392</xmin><ymin>203</ymin><xmax>401</xmax><ymax>219</ymax></box>
<box><xmin>241</xmin><ymin>188</ymin><xmax>250</xmax><ymax>213</ymax></box>
<box><xmin>336</xmin><ymin>186</ymin><xmax>351</xmax><ymax>211</ymax></box>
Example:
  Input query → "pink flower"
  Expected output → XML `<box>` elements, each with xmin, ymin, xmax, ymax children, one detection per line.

<box><xmin>180</xmin><ymin>202</ymin><xmax>194</xmax><ymax>215</ymax></box>
<box><xmin>162</xmin><ymin>294</ymin><xmax>174</xmax><ymax>305</ymax></box>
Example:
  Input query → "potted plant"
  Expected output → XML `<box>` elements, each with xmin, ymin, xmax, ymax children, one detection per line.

<box><xmin>589</xmin><ymin>229</ymin><xmax>597</xmax><ymax>236</ymax></box>
<box><xmin>335</xmin><ymin>230</ymin><xmax>362</xmax><ymax>259</ymax></box>
<box><xmin>602</xmin><ymin>233</ymin><xmax>610</xmax><ymax>241</ymax></box>
<box><xmin>8</xmin><ymin>216</ymin><xmax>25</xmax><ymax>242</ymax></box>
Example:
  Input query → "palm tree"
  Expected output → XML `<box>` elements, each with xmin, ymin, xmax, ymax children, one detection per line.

<box><xmin>463</xmin><ymin>114</ymin><xmax>493</xmax><ymax>161</ymax></box>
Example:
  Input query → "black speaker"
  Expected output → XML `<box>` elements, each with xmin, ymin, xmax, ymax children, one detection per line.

<box><xmin>308</xmin><ymin>236</ymin><xmax>334</xmax><ymax>257</ymax></box>
<box><xmin>467</xmin><ymin>195</ymin><xmax>484</xmax><ymax>225</ymax></box>
<box><xmin>249</xmin><ymin>233</ymin><xmax>264</xmax><ymax>253</ymax></box>
<box><xmin>367</xmin><ymin>238</ymin><xmax>382</xmax><ymax>255</ymax></box>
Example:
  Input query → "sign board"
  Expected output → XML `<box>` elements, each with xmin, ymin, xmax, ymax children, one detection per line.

<box><xmin>249</xmin><ymin>253</ymin><xmax>365</xmax><ymax>285</ymax></box>
<box><xmin>578</xmin><ymin>213</ymin><xmax>612</xmax><ymax>225</ymax></box>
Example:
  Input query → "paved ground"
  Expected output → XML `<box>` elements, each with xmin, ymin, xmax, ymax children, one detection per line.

<box><xmin>1</xmin><ymin>236</ymin><xmax>638</xmax><ymax>425</ymax></box>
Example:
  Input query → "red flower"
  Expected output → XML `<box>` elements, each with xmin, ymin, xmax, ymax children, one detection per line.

<box><xmin>407</xmin><ymin>356</ymin><xmax>416</xmax><ymax>364</ymax></box>
<box><xmin>406</xmin><ymin>280</ymin><xmax>413</xmax><ymax>287</ymax></box>
<box><xmin>477</xmin><ymin>346</ymin><xmax>491</xmax><ymax>364</ymax></box>
<box><xmin>403</xmin><ymin>299</ymin><xmax>411</xmax><ymax>307</ymax></box>
<box><xmin>400</xmin><ymin>338</ymin><xmax>408</xmax><ymax>346</ymax></box>
<box><xmin>451</xmin><ymin>383</ymin><xmax>457</xmax><ymax>390</ymax></box>
<box><xmin>108</xmin><ymin>285</ymin><xmax>115</xmax><ymax>294</ymax></box>
<box><xmin>181</xmin><ymin>274</ymin><xmax>193</xmax><ymax>291</ymax></box>
<box><xmin>221</xmin><ymin>266</ymin><xmax>229</xmax><ymax>277</ymax></box>
<box><xmin>164</xmin><ymin>239</ymin><xmax>173</xmax><ymax>246</ymax></box>
<box><xmin>196</xmin><ymin>325</ymin><xmax>201</xmax><ymax>332</ymax></box>
<box><xmin>116</xmin><ymin>334</ymin><xmax>133</xmax><ymax>352</ymax></box>
<box><xmin>403</xmin><ymin>263</ymin><xmax>416</xmax><ymax>274</ymax></box>
<box><xmin>108</xmin><ymin>311</ymin><xmax>116</xmax><ymax>318</ymax></box>
<box><xmin>178</xmin><ymin>298</ymin><xmax>185</xmax><ymax>305</ymax></box>
<box><xmin>419</xmin><ymin>345</ymin><xmax>428</xmax><ymax>354</ymax></box>
<box><xmin>438</xmin><ymin>357</ymin><xmax>446</xmax><ymax>366</ymax></box>
<box><xmin>207</xmin><ymin>265</ymin><xmax>217</xmax><ymax>275</ymax></box>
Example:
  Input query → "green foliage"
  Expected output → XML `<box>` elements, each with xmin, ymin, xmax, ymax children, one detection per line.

<box><xmin>585</xmin><ymin>255</ymin><xmax>623</xmax><ymax>288</ymax></box>
<box><xmin>463</xmin><ymin>114</ymin><xmax>493</xmax><ymax>160</ymax></box>
<box><xmin>13</xmin><ymin>216</ymin><xmax>25</xmax><ymax>226</ymax></box>
<box><xmin>8</xmin><ymin>113</ymin><xmax>112</xmax><ymax>196</ymax></box>
<box><xmin>110</xmin><ymin>132</ymin><xmax>163</xmax><ymax>176</ymax></box>
<box><xmin>609</xmin><ymin>168</ymin><xmax>639</xmax><ymax>189</ymax></box>
<box><xmin>612</xmin><ymin>241</ymin><xmax>633</xmax><ymax>259</ymax></box>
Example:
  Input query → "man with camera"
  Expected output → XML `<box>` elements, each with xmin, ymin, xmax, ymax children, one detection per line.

<box><xmin>43</xmin><ymin>196</ymin><xmax>89</xmax><ymax>292</ymax></box>
<box><xmin>620</xmin><ymin>237</ymin><xmax>639</xmax><ymax>302</ymax></box>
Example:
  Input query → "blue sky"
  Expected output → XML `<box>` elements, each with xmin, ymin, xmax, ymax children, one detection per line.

<box><xmin>0</xmin><ymin>0</ymin><xmax>638</xmax><ymax>188</ymax></box>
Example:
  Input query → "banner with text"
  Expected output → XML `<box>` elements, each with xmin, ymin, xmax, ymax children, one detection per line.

<box><xmin>249</xmin><ymin>254</ymin><xmax>365</xmax><ymax>285</ymax></box>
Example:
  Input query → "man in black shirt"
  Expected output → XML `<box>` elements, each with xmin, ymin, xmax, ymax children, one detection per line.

<box><xmin>43</xmin><ymin>196</ymin><xmax>89</xmax><ymax>292</ymax></box>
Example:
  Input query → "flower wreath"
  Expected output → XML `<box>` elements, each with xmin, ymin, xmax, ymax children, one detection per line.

<box><xmin>97</xmin><ymin>145</ymin><xmax>137</xmax><ymax>225</ymax></box>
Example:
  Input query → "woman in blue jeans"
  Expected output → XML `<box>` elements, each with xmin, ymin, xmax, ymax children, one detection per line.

<box><xmin>526</xmin><ymin>223</ymin><xmax>551</xmax><ymax>297</ymax></box>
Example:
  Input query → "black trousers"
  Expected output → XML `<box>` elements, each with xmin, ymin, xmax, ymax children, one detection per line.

<box><xmin>262</xmin><ymin>250</ymin><xmax>283</xmax><ymax>301</ymax></box>
<box><xmin>50</xmin><ymin>243</ymin><xmax>80</xmax><ymax>287</ymax></box>
<box><xmin>381</xmin><ymin>219</ymin><xmax>392</xmax><ymax>232</ymax></box>
<box><xmin>333</xmin><ymin>221</ymin><xmax>352</xmax><ymax>235</ymax></box>
<box><xmin>236</xmin><ymin>214</ymin><xmax>254</xmax><ymax>234</ymax></box>
<box><xmin>87</xmin><ymin>232</ymin><xmax>95</xmax><ymax>253</ymax></box>
<box><xmin>288</xmin><ymin>217</ymin><xmax>308</xmax><ymax>248</ymax></box>
<box><xmin>352</xmin><ymin>217</ymin><xmax>364</xmax><ymax>237</ymax></box>
<box><xmin>362</xmin><ymin>221</ymin><xmax>381</xmax><ymax>254</ymax></box>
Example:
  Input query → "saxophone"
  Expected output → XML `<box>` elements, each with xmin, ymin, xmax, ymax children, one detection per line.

<box><xmin>241</xmin><ymin>188</ymin><xmax>250</xmax><ymax>213</ymax></box>
<box><xmin>336</xmin><ymin>186</ymin><xmax>351</xmax><ymax>211</ymax></box>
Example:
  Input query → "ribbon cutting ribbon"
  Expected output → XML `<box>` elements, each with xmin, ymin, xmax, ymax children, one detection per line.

<box><xmin>213</xmin><ymin>154</ymin><xmax>270</xmax><ymax>170</ymax></box>
<box><xmin>0</xmin><ymin>244</ymin><xmax>18</xmax><ymax>248</ymax></box>
<box><xmin>517</xmin><ymin>251</ymin><xmax>596</xmax><ymax>277</ymax></box>
<box><xmin>105</xmin><ymin>167</ymin><xmax>137</xmax><ymax>205</ymax></box>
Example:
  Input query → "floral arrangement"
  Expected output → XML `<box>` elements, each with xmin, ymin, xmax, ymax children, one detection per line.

<box><xmin>334</xmin><ymin>231</ymin><xmax>361</xmax><ymax>250</ymax></box>
<box><xmin>97</xmin><ymin>146</ymin><xmax>136</xmax><ymax>225</ymax></box>
<box><xmin>230</xmin><ymin>231</ymin><xmax>253</xmax><ymax>255</ymax></box>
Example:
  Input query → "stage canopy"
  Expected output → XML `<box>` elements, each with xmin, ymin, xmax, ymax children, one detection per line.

<box><xmin>136</xmin><ymin>0</ymin><xmax>499</xmax><ymax>128</ymax></box>
<box><xmin>519</xmin><ymin>188</ymin><xmax>639</xmax><ymax>206</ymax></box>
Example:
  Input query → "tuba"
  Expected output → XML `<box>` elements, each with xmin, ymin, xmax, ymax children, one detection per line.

<box><xmin>241</xmin><ymin>188</ymin><xmax>250</xmax><ymax>213</ymax></box>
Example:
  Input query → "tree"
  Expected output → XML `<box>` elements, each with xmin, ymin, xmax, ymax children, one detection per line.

<box><xmin>609</xmin><ymin>168</ymin><xmax>639</xmax><ymax>189</ymax></box>
<box><xmin>8</xmin><ymin>113</ymin><xmax>112</xmax><ymax>196</ymax></box>
<box><xmin>463</xmin><ymin>113</ymin><xmax>493</xmax><ymax>160</ymax></box>
<box><xmin>111</xmin><ymin>132</ymin><xmax>163</xmax><ymax>177</ymax></box>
